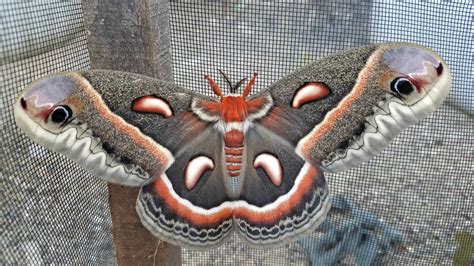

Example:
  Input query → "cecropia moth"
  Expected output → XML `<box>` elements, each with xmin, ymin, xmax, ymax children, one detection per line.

<box><xmin>13</xmin><ymin>43</ymin><xmax>451</xmax><ymax>249</ymax></box>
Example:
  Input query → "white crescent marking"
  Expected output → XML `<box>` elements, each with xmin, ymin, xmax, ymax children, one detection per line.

<box><xmin>291</xmin><ymin>82</ymin><xmax>330</xmax><ymax>109</ymax></box>
<box><xmin>132</xmin><ymin>96</ymin><xmax>173</xmax><ymax>118</ymax></box>
<box><xmin>253</xmin><ymin>153</ymin><xmax>283</xmax><ymax>186</ymax></box>
<box><xmin>184</xmin><ymin>156</ymin><xmax>214</xmax><ymax>190</ymax></box>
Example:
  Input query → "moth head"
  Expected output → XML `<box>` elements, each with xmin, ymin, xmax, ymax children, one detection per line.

<box><xmin>14</xmin><ymin>73</ymin><xmax>85</xmax><ymax>135</ymax></box>
<box><xmin>204</xmin><ymin>71</ymin><xmax>258</xmax><ymax>122</ymax></box>
<box><xmin>379</xmin><ymin>43</ymin><xmax>450</xmax><ymax>106</ymax></box>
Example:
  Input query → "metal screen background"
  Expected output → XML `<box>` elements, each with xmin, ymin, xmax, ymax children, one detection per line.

<box><xmin>2</xmin><ymin>1</ymin><xmax>472</xmax><ymax>265</ymax></box>
<box><xmin>1</xmin><ymin>1</ymin><xmax>115</xmax><ymax>264</ymax></box>
<box><xmin>172</xmin><ymin>2</ymin><xmax>473</xmax><ymax>264</ymax></box>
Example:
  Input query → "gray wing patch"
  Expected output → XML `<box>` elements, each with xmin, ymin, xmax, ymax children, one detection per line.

<box><xmin>239</xmin><ymin>125</ymin><xmax>306</xmax><ymax>206</ymax></box>
<box><xmin>165</xmin><ymin>128</ymin><xmax>230</xmax><ymax>209</ymax></box>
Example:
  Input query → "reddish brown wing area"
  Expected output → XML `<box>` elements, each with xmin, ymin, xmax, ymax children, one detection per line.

<box><xmin>174</xmin><ymin>112</ymin><xmax>210</xmax><ymax>144</ymax></box>
<box><xmin>246</xmin><ymin>97</ymin><xmax>268</xmax><ymax>113</ymax></box>
<box><xmin>192</xmin><ymin>99</ymin><xmax>221</xmax><ymax>120</ymax></box>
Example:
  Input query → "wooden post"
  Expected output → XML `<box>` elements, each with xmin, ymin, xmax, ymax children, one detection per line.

<box><xmin>82</xmin><ymin>0</ymin><xmax>181</xmax><ymax>265</ymax></box>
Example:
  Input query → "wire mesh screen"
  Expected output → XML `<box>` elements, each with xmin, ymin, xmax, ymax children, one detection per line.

<box><xmin>169</xmin><ymin>1</ymin><xmax>473</xmax><ymax>265</ymax></box>
<box><xmin>1</xmin><ymin>1</ymin><xmax>115</xmax><ymax>264</ymax></box>
<box><xmin>1</xmin><ymin>0</ymin><xmax>472</xmax><ymax>265</ymax></box>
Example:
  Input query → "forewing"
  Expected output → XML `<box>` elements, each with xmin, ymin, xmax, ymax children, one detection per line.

<box><xmin>252</xmin><ymin>43</ymin><xmax>451</xmax><ymax>172</ymax></box>
<box><xmin>14</xmin><ymin>70</ymin><xmax>216</xmax><ymax>186</ymax></box>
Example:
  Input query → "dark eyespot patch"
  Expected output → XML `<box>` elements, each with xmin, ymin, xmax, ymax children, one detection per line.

<box><xmin>51</xmin><ymin>105</ymin><xmax>73</xmax><ymax>123</ymax></box>
<box><xmin>20</xmin><ymin>98</ymin><xmax>27</xmax><ymax>110</ymax></box>
<box><xmin>436</xmin><ymin>63</ymin><xmax>443</xmax><ymax>76</ymax></box>
<box><xmin>119</xmin><ymin>156</ymin><xmax>132</xmax><ymax>165</ymax></box>
<box><xmin>101</xmin><ymin>141</ymin><xmax>134</xmax><ymax>166</ymax></box>
<box><xmin>353</xmin><ymin>123</ymin><xmax>366</xmax><ymax>136</ymax></box>
<box><xmin>102</xmin><ymin>141</ymin><xmax>115</xmax><ymax>154</ymax></box>
<box><xmin>336</xmin><ymin>139</ymin><xmax>351</xmax><ymax>151</ymax></box>
<box><xmin>390</xmin><ymin>77</ymin><xmax>415</xmax><ymax>97</ymax></box>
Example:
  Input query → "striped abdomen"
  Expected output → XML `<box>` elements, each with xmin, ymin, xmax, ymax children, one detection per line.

<box><xmin>224</xmin><ymin>129</ymin><xmax>244</xmax><ymax>177</ymax></box>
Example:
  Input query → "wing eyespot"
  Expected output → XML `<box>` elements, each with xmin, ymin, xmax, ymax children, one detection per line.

<box><xmin>390</xmin><ymin>77</ymin><xmax>415</xmax><ymax>97</ymax></box>
<box><xmin>435</xmin><ymin>63</ymin><xmax>443</xmax><ymax>76</ymax></box>
<box><xmin>20</xmin><ymin>98</ymin><xmax>27</xmax><ymax>110</ymax></box>
<box><xmin>51</xmin><ymin>105</ymin><xmax>73</xmax><ymax>123</ymax></box>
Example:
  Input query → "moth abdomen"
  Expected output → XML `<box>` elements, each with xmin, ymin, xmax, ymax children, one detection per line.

<box><xmin>223</xmin><ymin>129</ymin><xmax>245</xmax><ymax>178</ymax></box>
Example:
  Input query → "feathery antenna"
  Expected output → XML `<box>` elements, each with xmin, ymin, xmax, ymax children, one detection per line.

<box><xmin>218</xmin><ymin>69</ymin><xmax>234</xmax><ymax>93</ymax></box>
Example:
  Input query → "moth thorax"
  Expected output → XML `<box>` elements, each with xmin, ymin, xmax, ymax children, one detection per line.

<box><xmin>221</xmin><ymin>96</ymin><xmax>248</xmax><ymax>122</ymax></box>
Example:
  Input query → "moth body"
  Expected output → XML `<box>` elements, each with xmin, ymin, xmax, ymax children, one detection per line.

<box><xmin>223</xmin><ymin>129</ymin><xmax>244</xmax><ymax>178</ymax></box>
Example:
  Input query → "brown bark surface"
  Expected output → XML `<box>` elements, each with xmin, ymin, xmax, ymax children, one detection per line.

<box><xmin>82</xmin><ymin>0</ymin><xmax>180</xmax><ymax>264</ymax></box>
<box><xmin>107</xmin><ymin>185</ymin><xmax>181</xmax><ymax>265</ymax></box>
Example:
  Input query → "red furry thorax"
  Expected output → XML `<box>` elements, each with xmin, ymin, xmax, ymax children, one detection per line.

<box><xmin>220</xmin><ymin>96</ymin><xmax>248</xmax><ymax>122</ymax></box>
